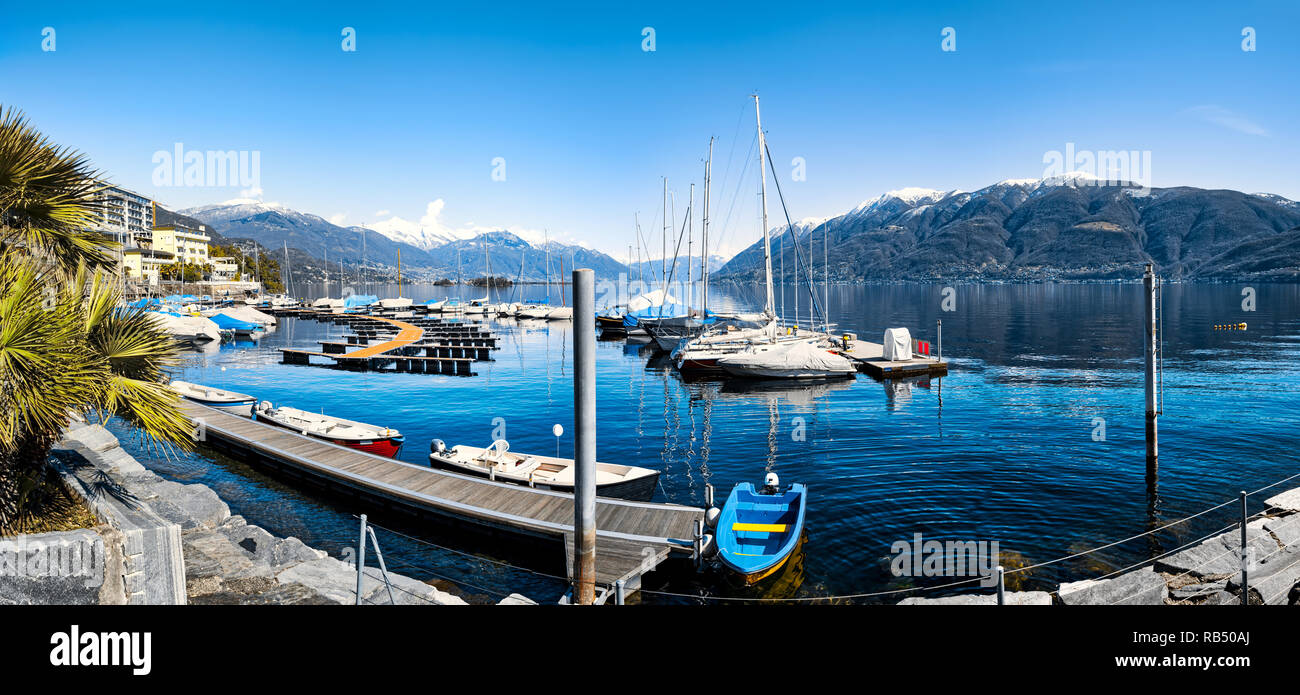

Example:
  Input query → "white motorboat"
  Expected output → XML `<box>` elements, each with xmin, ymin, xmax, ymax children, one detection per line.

<box><xmin>146</xmin><ymin>311</ymin><xmax>223</xmax><ymax>343</ymax></box>
<box><xmin>545</xmin><ymin>306</ymin><xmax>573</xmax><ymax>320</ymax></box>
<box><xmin>169</xmin><ymin>380</ymin><xmax>257</xmax><ymax>417</ymax></box>
<box><xmin>253</xmin><ymin>401</ymin><xmax>405</xmax><ymax>458</ymax></box>
<box><xmin>517</xmin><ymin>304</ymin><xmax>552</xmax><ymax>319</ymax></box>
<box><xmin>716</xmin><ymin>338</ymin><xmax>856</xmax><ymax>379</ymax></box>
<box><xmin>378</xmin><ymin>297</ymin><xmax>413</xmax><ymax>310</ymax></box>
<box><xmin>428</xmin><ymin>439</ymin><xmax>660</xmax><ymax>501</ymax></box>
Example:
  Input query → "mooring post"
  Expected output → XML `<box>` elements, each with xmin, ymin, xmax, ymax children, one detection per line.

<box><xmin>615</xmin><ymin>579</ymin><xmax>626</xmax><ymax>606</ymax></box>
<box><xmin>573</xmin><ymin>268</ymin><xmax>597</xmax><ymax>605</ymax></box>
<box><xmin>1240</xmin><ymin>491</ymin><xmax>1249</xmax><ymax>606</ymax></box>
<box><xmin>936</xmin><ymin>319</ymin><xmax>942</xmax><ymax>362</ymax></box>
<box><xmin>996</xmin><ymin>565</ymin><xmax>1005</xmax><ymax>605</ymax></box>
<box><xmin>1143</xmin><ymin>263</ymin><xmax>1158</xmax><ymax>478</ymax></box>
<box><xmin>355</xmin><ymin>514</ymin><xmax>368</xmax><ymax>606</ymax></box>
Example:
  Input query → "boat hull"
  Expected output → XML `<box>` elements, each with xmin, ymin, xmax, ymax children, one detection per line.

<box><xmin>254</xmin><ymin>414</ymin><xmax>405</xmax><ymax>458</ymax></box>
<box><xmin>427</xmin><ymin>455</ymin><xmax>659</xmax><ymax>501</ymax></box>
<box><xmin>183</xmin><ymin>397</ymin><xmax>255</xmax><ymax>418</ymax></box>
<box><xmin>716</xmin><ymin>483</ymin><xmax>807</xmax><ymax>584</ymax></box>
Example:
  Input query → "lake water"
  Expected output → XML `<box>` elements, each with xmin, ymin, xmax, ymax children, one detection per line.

<box><xmin>112</xmin><ymin>281</ymin><xmax>1300</xmax><ymax>603</ymax></box>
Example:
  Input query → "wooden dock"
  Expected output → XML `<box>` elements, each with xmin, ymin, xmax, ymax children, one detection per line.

<box><xmin>840</xmin><ymin>340</ymin><xmax>948</xmax><ymax>378</ymax></box>
<box><xmin>179</xmin><ymin>401</ymin><xmax>702</xmax><ymax>596</ymax></box>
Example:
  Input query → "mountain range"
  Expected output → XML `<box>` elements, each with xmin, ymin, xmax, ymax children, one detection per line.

<box><xmin>715</xmin><ymin>175</ymin><xmax>1300</xmax><ymax>282</ymax></box>
<box><xmin>178</xmin><ymin>200</ymin><xmax>628</xmax><ymax>281</ymax></box>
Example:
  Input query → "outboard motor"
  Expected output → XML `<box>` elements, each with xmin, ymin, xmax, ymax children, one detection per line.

<box><xmin>762</xmin><ymin>472</ymin><xmax>780</xmax><ymax>495</ymax></box>
<box><xmin>430</xmin><ymin>439</ymin><xmax>446</xmax><ymax>455</ymax></box>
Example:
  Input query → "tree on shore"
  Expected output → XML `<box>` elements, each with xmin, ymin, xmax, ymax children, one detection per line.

<box><xmin>0</xmin><ymin>105</ymin><xmax>191</xmax><ymax>533</ymax></box>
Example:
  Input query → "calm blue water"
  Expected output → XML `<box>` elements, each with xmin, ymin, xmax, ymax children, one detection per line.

<box><xmin>112</xmin><ymin>281</ymin><xmax>1300</xmax><ymax>603</ymax></box>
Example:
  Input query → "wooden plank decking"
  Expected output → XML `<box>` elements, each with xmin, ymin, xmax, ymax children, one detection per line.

<box><xmin>179</xmin><ymin>401</ymin><xmax>701</xmax><ymax>592</ymax></box>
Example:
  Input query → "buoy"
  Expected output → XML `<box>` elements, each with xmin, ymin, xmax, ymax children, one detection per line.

<box><xmin>705</xmin><ymin>506</ymin><xmax>720</xmax><ymax>529</ymax></box>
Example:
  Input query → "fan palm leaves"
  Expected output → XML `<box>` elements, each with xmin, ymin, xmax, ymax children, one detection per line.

<box><xmin>0</xmin><ymin>105</ymin><xmax>190</xmax><ymax>532</ymax></box>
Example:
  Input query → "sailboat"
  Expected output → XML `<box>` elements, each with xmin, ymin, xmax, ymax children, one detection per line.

<box><xmin>379</xmin><ymin>248</ymin><xmax>412</xmax><ymax>309</ymax></box>
<box><xmin>545</xmin><ymin>256</ymin><xmax>573</xmax><ymax>320</ymax></box>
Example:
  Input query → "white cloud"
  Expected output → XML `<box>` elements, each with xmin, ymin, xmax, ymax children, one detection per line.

<box><xmin>374</xmin><ymin>209</ymin><xmax>390</xmax><ymax>217</ymax></box>
<box><xmin>1187</xmin><ymin>105</ymin><xmax>1269</xmax><ymax>136</ymax></box>
<box><xmin>328</xmin><ymin>212</ymin><xmax>348</xmax><ymax>225</ymax></box>
<box><xmin>239</xmin><ymin>186</ymin><xmax>264</xmax><ymax>199</ymax></box>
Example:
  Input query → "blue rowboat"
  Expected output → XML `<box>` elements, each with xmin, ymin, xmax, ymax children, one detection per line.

<box><xmin>716</xmin><ymin>482</ymin><xmax>807</xmax><ymax>584</ymax></box>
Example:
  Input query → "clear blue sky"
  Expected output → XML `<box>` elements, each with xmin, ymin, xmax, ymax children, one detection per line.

<box><xmin>3</xmin><ymin>1</ymin><xmax>1296</xmax><ymax>257</ymax></box>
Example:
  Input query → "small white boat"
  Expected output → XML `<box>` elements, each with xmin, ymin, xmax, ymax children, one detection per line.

<box><xmin>253</xmin><ymin>401</ymin><xmax>405</xmax><ymax>457</ymax></box>
<box><xmin>428</xmin><ymin>439</ymin><xmax>660</xmax><ymax>501</ymax></box>
<box><xmin>146</xmin><ymin>311</ymin><xmax>223</xmax><ymax>343</ymax></box>
<box><xmin>716</xmin><ymin>338</ymin><xmax>857</xmax><ymax>379</ymax></box>
<box><xmin>378</xmin><ymin>297</ymin><xmax>413</xmax><ymax>310</ymax></box>
<box><xmin>517</xmin><ymin>304</ymin><xmax>552</xmax><ymax>319</ymax></box>
<box><xmin>545</xmin><ymin>306</ymin><xmax>573</xmax><ymax>320</ymax></box>
<box><xmin>170</xmin><ymin>380</ymin><xmax>257</xmax><ymax>417</ymax></box>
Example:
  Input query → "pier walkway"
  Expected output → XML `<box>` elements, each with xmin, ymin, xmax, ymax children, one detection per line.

<box><xmin>179</xmin><ymin>401</ymin><xmax>702</xmax><ymax>596</ymax></box>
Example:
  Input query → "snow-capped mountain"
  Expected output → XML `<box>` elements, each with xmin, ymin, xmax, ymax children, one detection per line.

<box><xmin>179</xmin><ymin>199</ymin><xmax>629</xmax><ymax>279</ymax></box>
<box><xmin>715</xmin><ymin>176</ymin><xmax>1300</xmax><ymax>281</ymax></box>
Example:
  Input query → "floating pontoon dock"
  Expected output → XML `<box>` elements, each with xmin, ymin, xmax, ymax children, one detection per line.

<box><xmin>179</xmin><ymin>401</ymin><xmax>703</xmax><ymax>599</ymax></box>
<box><xmin>839</xmin><ymin>340</ymin><xmax>948</xmax><ymax>378</ymax></box>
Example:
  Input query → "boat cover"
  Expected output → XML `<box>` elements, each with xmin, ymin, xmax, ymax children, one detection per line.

<box><xmin>209</xmin><ymin>312</ymin><xmax>262</xmax><ymax>332</ymax></box>
<box><xmin>719</xmin><ymin>340</ymin><xmax>854</xmax><ymax>373</ymax></box>
<box><xmin>627</xmin><ymin>289</ymin><xmax>679</xmax><ymax>312</ymax></box>
<box><xmin>344</xmin><ymin>294</ymin><xmax>378</xmax><ymax>308</ymax></box>
<box><xmin>883</xmin><ymin>327</ymin><xmax>912</xmax><ymax>361</ymax></box>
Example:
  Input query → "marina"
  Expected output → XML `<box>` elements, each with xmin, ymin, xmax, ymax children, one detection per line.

<box><xmin>129</xmin><ymin>281</ymin><xmax>1300</xmax><ymax>603</ymax></box>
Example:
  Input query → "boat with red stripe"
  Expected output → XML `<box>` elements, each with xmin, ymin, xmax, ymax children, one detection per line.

<box><xmin>253</xmin><ymin>401</ymin><xmax>405</xmax><ymax>458</ymax></box>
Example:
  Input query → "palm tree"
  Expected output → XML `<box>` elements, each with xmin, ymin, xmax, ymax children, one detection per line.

<box><xmin>0</xmin><ymin>105</ymin><xmax>191</xmax><ymax>533</ymax></box>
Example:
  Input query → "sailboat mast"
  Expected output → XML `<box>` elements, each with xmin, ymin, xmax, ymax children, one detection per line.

<box><xmin>397</xmin><ymin>248</ymin><xmax>402</xmax><ymax>298</ymax></box>
<box><xmin>754</xmin><ymin>95</ymin><xmax>775</xmax><ymax>323</ymax></box>
<box><xmin>687</xmin><ymin>182</ymin><xmax>694</xmax><ymax>304</ymax></box>
<box><xmin>702</xmin><ymin>137</ymin><xmax>712</xmax><ymax>316</ymax></box>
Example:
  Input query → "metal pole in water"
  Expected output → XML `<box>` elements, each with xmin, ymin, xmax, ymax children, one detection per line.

<box><xmin>1143</xmin><ymin>263</ymin><xmax>1158</xmax><ymax>477</ymax></box>
<box><xmin>996</xmin><ymin>565</ymin><xmax>1005</xmax><ymax>605</ymax></box>
<box><xmin>937</xmin><ymin>319</ymin><xmax>942</xmax><ymax>362</ymax></box>
<box><xmin>573</xmin><ymin>268</ymin><xmax>597</xmax><ymax>605</ymax></box>
<box><xmin>1240</xmin><ymin>491</ymin><xmax>1249</xmax><ymax>606</ymax></box>
<box><xmin>355</xmin><ymin>514</ymin><xmax>368</xmax><ymax>606</ymax></box>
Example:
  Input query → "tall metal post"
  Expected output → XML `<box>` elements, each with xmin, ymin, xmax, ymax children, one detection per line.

<box><xmin>1240</xmin><ymin>491</ymin><xmax>1249</xmax><ymax>606</ymax></box>
<box><xmin>1143</xmin><ymin>263</ymin><xmax>1158</xmax><ymax>477</ymax></box>
<box><xmin>573</xmin><ymin>268</ymin><xmax>597</xmax><ymax>605</ymax></box>
<box><xmin>996</xmin><ymin>565</ymin><xmax>1005</xmax><ymax>605</ymax></box>
<box><xmin>355</xmin><ymin>514</ymin><xmax>368</xmax><ymax>605</ymax></box>
<box><xmin>937</xmin><ymin>319</ymin><xmax>943</xmax><ymax>361</ymax></box>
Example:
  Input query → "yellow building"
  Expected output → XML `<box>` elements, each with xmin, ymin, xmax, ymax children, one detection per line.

<box><xmin>122</xmin><ymin>248</ymin><xmax>175</xmax><ymax>285</ymax></box>
<box><xmin>151</xmin><ymin>224</ymin><xmax>212</xmax><ymax>266</ymax></box>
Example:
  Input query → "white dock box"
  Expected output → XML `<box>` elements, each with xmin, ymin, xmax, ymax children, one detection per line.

<box><xmin>882</xmin><ymin>327</ymin><xmax>912</xmax><ymax>361</ymax></box>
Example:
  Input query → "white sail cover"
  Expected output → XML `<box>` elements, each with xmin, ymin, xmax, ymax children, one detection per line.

<box><xmin>718</xmin><ymin>340</ymin><xmax>855</xmax><ymax>376</ymax></box>
<box><xmin>146</xmin><ymin>312</ymin><xmax>223</xmax><ymax>342</ymax></box>
<box><xmin>627</xmin><ymin>289</ymin><xmax>679</xmax><ymax>312</ymax></box>
<box><xmin>218</xmin><ymin>304</ymin><xmax>277</xmax><ymax>326</ymax></box>
<box><xmin>883</xmin><ymin>327</ymin><xmax>912</xmax><ymax>361</ymax></box>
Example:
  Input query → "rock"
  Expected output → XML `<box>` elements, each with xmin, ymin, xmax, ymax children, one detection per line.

<box><xmin>1227</xmin><ymin>546</ymin><xmax>1300</xmax><ymax>605</ymax></box>
<box><xmin>181</xmin><ymin>530</ymin><xmax>274</xmax><ymax>583</ymax></box>
<box><xmin>139</xmin><ymin>480</ymin><xmax>230</xmax><ymax>530</ymax></box>
<box><xmin>215</xmin><ymin>516</ymin><xmax>324</xmax><ymax>571</ymax></box>
<box><xmin>1058</xmin><ymin>566</ymin><xmax>1167</xmax><ymax>605</ymax></box>
<box><xmin>1201</xmin><ymin>590</ymin><xmax>1241</xmax><ymax>606</ymax></box>
<box><xmin>360</xmin><ymin>567</ymin><xmax>468</xmax><ymax>606</ymax></box>
<box><xmin>497</xmin><ymin>593</ymin><xmax>536</xmax><ymax>605</ymax></box>
<box><xmin>1170</xmin><ymin>580</ymin><xmax>1228</xmax><ymax>601</ymax></box>
<box><xmin>276</xmin><ymin>557</ymin><xmax>374</xmax><ymax>604</ymax></box>
<box><xmin>896</xmin><ymin>591</ymin><xmax>1052</xmax><ymax>605</ymax></box>
<box><xmin>1263</xmin><ymin>514</ymin><xmax>1300</xmax><ymax>548</ymax></box>
<box><xmin>1154</xmin><ymin>523</ymin><xmax>1277</xmax><ymax>578</ymax></box>
<box><xmin>62</xmin><ymin>424</ymin><xmax>119</xmax><ymax>453</ymax></box>
<box><xmin>1264</xmin><ymin>488</ymin><xmax>1300</xmax><ymax>513</ymax></box>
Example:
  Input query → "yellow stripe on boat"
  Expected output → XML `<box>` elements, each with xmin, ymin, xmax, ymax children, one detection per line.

<box><xmin>732</xmin><ymin>522</ymin><xmax>787</xmax><ymax>533</ymax></box>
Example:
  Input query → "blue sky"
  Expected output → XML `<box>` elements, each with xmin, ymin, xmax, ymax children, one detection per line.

<box><xmin>2</xmin><ymin>1</ymin><xmax>1297</xmax><ymax>257</ymax></box>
